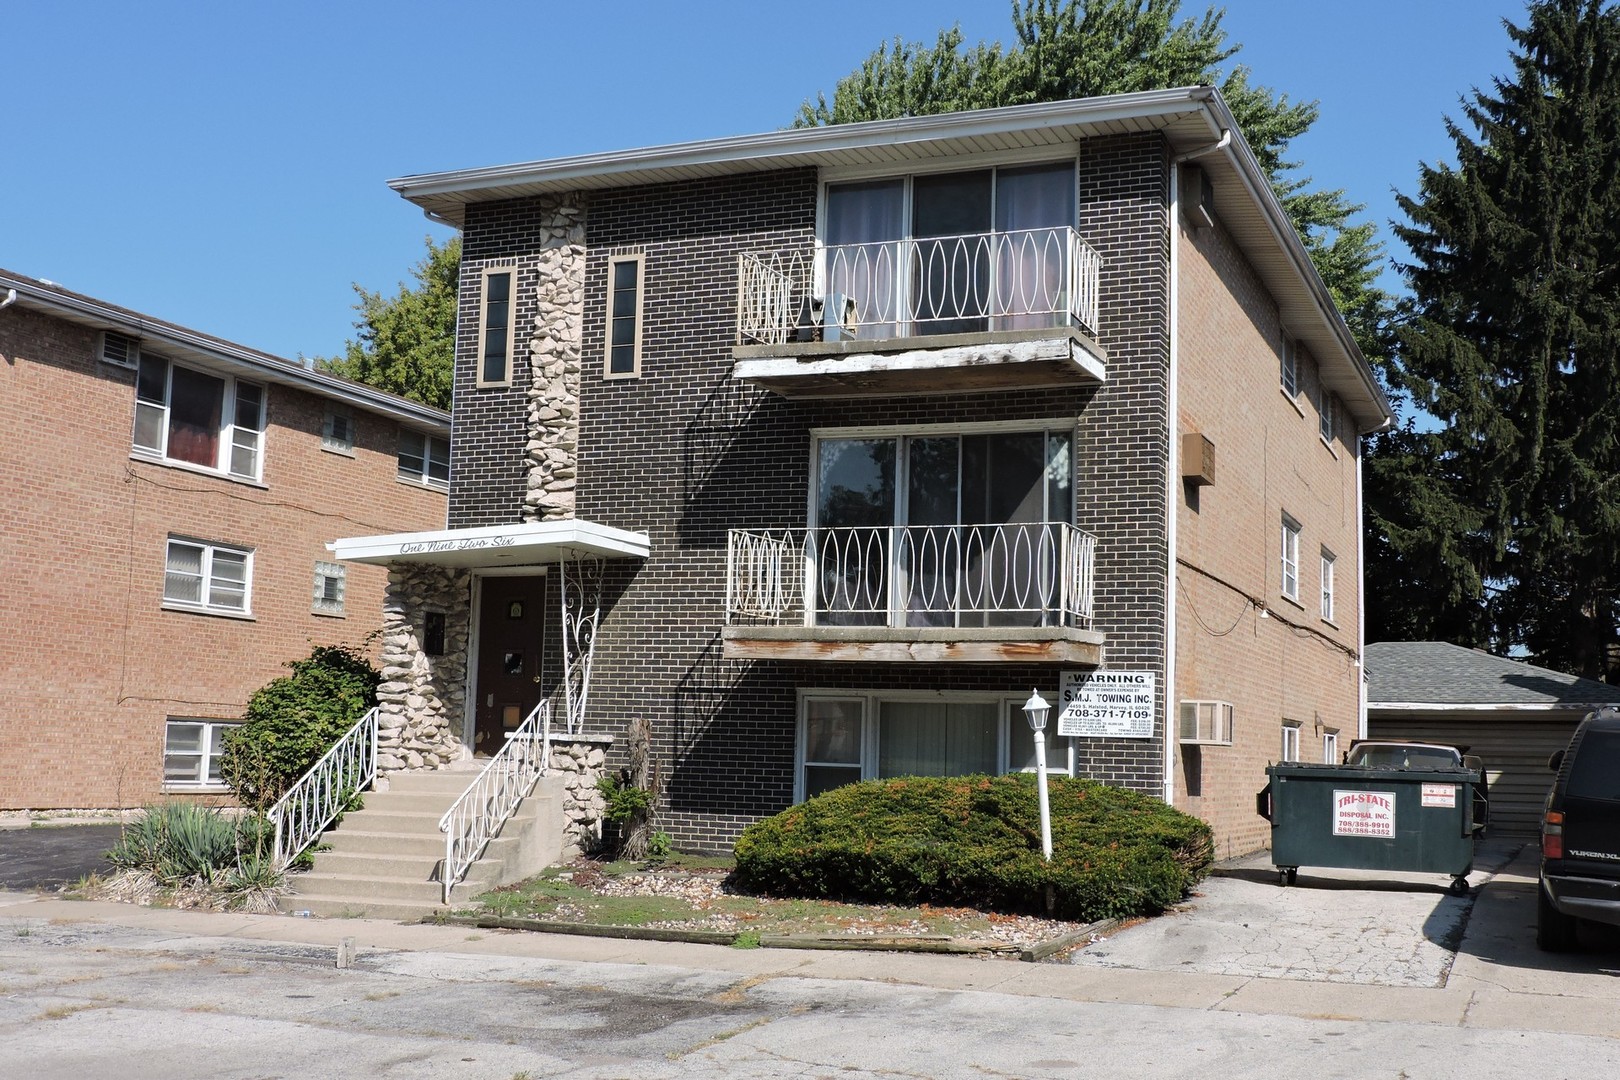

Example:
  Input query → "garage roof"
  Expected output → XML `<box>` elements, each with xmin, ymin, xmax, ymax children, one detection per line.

<box><xmin>1366</xmin><ymin>641</ymin><xmax>1620</xmax><ymax>709</ymax></box>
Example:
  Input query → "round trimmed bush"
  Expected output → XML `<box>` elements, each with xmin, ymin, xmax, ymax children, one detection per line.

<box><xmin>732</xmin><ymin>774</ymin><xmax>1214</xmax><ymax>922</ymax></box>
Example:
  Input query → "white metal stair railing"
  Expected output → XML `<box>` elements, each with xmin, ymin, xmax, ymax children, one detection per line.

<box><xmin>438</xmin><ymin>700</ymin><xmax>552</xmax><ymax>904</ymax></box>
<box><xmin>267</xmin><ymin>706</ymin><xmax>379</xmax><ymax>871</ymax></box>
<box><xmin>725</xmin><ymin>522</ymin><xmax>1098</xmax><ymax>628</ymax></box>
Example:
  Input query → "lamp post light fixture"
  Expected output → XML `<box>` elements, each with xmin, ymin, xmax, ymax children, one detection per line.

<box><xmin>1023</xmin><ymin>688</ymin><xmax>1053</xmax><ymax>861</ymax></box>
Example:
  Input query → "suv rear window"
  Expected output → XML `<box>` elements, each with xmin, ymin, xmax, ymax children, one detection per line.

<box><xmin>1566</xmin><ymin>729</ymin><xmax>1620</xmax><ymax>800</ymax></box>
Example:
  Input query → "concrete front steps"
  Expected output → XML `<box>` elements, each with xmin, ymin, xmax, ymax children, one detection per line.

<box><xmin>283</xmin><ymin>767</ymin><xmax>565</xmax><ymax>921</ymax></box>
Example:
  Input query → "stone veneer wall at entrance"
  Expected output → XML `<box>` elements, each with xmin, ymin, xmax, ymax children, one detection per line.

<box><xmin>377</xmin><ymin>565</ymin><xmax>471</xmax><ymax>772</ymax></box>
<box><xmin>547</xmin><ymin>734</ymin><xmax>612</xmax><ymax>855</ymax></box>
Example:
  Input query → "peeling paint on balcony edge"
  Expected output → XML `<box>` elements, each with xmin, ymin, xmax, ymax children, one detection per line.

<box><xmin>422</xmin><ymin>914</ymin><xmax>1121</xmax><ymax>962</ymax></box>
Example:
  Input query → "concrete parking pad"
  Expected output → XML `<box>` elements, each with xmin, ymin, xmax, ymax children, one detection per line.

<box><xmin>0</xmin><ymin>825</ymin><xmax>120</xmax><ymax>891</ymax></box>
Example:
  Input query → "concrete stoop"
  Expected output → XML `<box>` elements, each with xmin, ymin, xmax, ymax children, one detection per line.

<box><xmin>283</xmin><ymin>768</ymin><xmax>566</xmax><ymax>921</ymax></box>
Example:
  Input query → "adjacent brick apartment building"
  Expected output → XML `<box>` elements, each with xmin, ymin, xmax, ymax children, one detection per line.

<box><xmin>0</xmin><ymin>271</ymin><xmax>449</xmax><ymax>809</ymax></box>
<box><xmin>333</xmin><ymin>87</ymin><xmax>1392</xmax><ymax>858</ymax></box>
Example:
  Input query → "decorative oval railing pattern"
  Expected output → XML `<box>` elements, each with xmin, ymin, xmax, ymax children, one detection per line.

<box><xmin>268</xmin><ymin>706</ymin><xmax>378</xmax><ymax>871</ymax></box>
<box><xmin>736</xmin><ymin>228</ymin><xmax>1101</xmax><ymax>346</ymax></box>
<box><xmin>438</xmin><ymin>701</ymin><xmax>551</xmax><ymax>904</ymax></box>
<box><xmin>726</xmin><ymin>522</ymin><xmax>1096</xmax><ymax>628</ymax></box>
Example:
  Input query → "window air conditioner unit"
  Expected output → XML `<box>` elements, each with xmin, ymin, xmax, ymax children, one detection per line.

<box><xmin>1179</xmin><ymin>700</ymin><xmax>1234</xmax><ymax>745</ymax></box>
<box><xmin>821</xmin><ymin>292</ymin><xmax>857</xmax><ymax>342</ymax></box>
<box><xmin>100</xmin><ymin>330</ymin><xmax>140</xmax><ymax>369</ymax></box>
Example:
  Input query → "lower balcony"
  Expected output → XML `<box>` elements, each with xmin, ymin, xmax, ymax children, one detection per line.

<box><xmin>722</xmin><ymin>522</ymin><xmax>1104</xmax><ymax>664</ymax></box>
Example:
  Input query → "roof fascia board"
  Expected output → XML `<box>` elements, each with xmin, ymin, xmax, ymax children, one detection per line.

<box><xmin>1367</xmin><ymin>701</ymin><xmax>1609</xmax><ymax>712</ymax></box>
<box><xmin>1</xmin><ymin>273</ymin><xmax>449</xmax><ymax>433</ymax></box>
<box><xmin>388</xmin><ymin>87</ymin><xmax>1213</xmax><ymax>201</ymax></box>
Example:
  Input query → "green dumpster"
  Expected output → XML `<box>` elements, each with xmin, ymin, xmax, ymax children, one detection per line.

<box><xmin>1255</xmin><ymin>762</ymin><xmax>1487</xmax><ymax>893</ymax></box>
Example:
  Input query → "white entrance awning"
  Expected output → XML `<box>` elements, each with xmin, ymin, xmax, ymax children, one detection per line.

<box><xmin>328</xmin><ymin>519</ymin><xmax>649</xmax><ymax>568</ymax></box>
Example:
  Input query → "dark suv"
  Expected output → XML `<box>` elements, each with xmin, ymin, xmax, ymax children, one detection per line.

<box><xmin>1538</xmin><ymin>706</ymin><xmax>1620</xmax><ymax>950</ymax></box>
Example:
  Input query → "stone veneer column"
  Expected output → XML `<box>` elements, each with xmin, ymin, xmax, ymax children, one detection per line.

<box><xmin>546</xmin><ymin>735</ymin><xmax>613</xmax><ymax>855</ymax></box>
<box><xmin>376</xmin><ymin>565</ymin><xmax>471</xmax><ymax>772</ymax></box>
<box><xmin>522</xmin><ymin>197</ymin><xmax>586</xmax><ymax>523</ymax></box>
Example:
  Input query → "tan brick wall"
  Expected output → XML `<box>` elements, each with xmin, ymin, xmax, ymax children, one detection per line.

<box><xmin>1172</xmin><ymin>211</ymin><xmax>1363</xmax><ymax>858</ymax></box>
<box><xmin>0</xmin><ymin>305</ymin><xmax>446</xmax><ymax>809</ymax></box>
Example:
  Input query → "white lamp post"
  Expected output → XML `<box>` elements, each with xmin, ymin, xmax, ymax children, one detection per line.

<box><xmin>1023</xmin><ymin>689</ymin><xmax>1053</xmax><ymax>861</ymax></box>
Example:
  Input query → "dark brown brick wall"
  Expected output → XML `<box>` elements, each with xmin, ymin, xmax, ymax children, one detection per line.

<box><xmin>451</xmin><ymin>137</ymin><xmax>1174</xmax><ymax>850</ymax></box>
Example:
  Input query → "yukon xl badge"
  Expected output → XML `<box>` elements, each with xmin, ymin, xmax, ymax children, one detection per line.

<box><xmin>1568</xmin><ymin>849</ymin><xmax>1620</xmax><ymax>861</ymax></box>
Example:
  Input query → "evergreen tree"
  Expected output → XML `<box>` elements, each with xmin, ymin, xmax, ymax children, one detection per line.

<box><xmin>319</xmin><ymin>236</ymin><xmax>459</xmax><ymax>411</ymax></box>
<box><xmin>1391</xmin><ymin>0</ymin><xmax>1620</xmax><ymax>678</ymax></box>
<box><xmin>796</xmin><ymin>0</ymin><xmax>1388</xmax><ymax>365</ymax></box>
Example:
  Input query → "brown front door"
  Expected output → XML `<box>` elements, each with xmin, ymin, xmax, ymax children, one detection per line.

<box><xmin>473</xmin><ymin>575</ymin><xmax>546</xmax><ymax>754</ymax></box>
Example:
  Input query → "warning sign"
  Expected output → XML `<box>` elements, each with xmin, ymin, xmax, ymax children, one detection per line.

<box><xmin>1332</xmin><ymin>789</ymin><xmax>1396</xmax><ymax>838</ymax></box>
<box><xmin>1421</xmin><ymin>783</ymin><xmax>1458</xmax><ymax>808</ymax></box>
<box><xmin>1058</xmin><ymin>670</ymin><xmax>1155</xmax><ymax>739</ymax></box>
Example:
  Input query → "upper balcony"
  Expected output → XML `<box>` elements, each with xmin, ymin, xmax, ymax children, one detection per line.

<box><xmin>722</xmin><ymin>521</ymin><xmax>1104</xmax><ymax>664</ymax></box>
<box><xmin>732</xmin><ymin>228</ymin><xmax>1107</xmax><ymax>399</ymax></box>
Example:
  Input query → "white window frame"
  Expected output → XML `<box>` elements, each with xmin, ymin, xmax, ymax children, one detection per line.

<box><xmin>1320</xmin><ymin>548</ymin><xmax>1337</xmax><ymax>623</ymax></box>
<box><xmin>476</xmin><ymin>265</ymin><xmax>518</xmax><ymax>388</ymax></box>
<box><xmin>163</xmin><ymin>537</ymin><xmax>253</xmax><ymax>616</ymax></box>
<box><xmin>604</xmin><ymin>252</ymin><xmax>645</xmax><ymax>380</ymax></box>
<box><xmin>793</xmin><ymin>689</ymin><xmax>1073</xmax><ymax>803</ymax></box>
<box><xmin>1280</xmin><ymin>338</ymin><xmax>1299</xmax><ymax>400</ymax></box>
<box><xmin>1319</xmin><ymin>384</ymin><xmax>1336</xmax><ymax>444</ymax></box>
<box><xmin>1322</xmin><ymin>729</ymin><xmax>1340</xmax><ymax>765</ymax></box>
<box><xmin>321</xmin><ymin>408</ymin><xmax>355</xmax><ymax>455</ymax></box>
<box><xmin>398</xmin><ymin>429</ymin><xmax>449</xmax><ymax>489</ymax></box>
<box><xmin>313</xmin><ymin>560</ymin><xmax>346</xmax><ymax>616</ymax></box>
<box><xmin>1280</xmin><ymin>515</ymin><xmax>1301</xmax><ymax>603</ymax></box>
<box><xmin>1281</xmin><ymin>721</ymin><xmax>1302</xmax><ymax>764</ymax></box>
<box><xmin>163</xmin><ymin>718</ymin><xmax>239</xmax><ymax>790</ymax></box>
<box><xmin>132</xmin><ymin>352</ymin><xmax>265</xmax><ymax>481</ymax></box>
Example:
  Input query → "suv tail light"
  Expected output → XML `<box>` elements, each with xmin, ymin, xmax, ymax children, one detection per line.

<box><xmin>1542</xmin><ymin>810</ymin><xmax>1564</xmax><ymax>859</ymax></box>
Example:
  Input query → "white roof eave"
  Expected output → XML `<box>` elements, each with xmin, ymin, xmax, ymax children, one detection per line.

<box><xmin>328</xmin><ymin>520</ymin><xmax>650</xmax><ymax>568</ymax></box>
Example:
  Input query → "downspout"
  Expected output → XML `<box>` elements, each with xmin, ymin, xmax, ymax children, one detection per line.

<box><xmin>1356</xmin><ymin>447</ymin><xmax>1369</xmax><ymax>741</ymax></box>
<box><xmin>0</xmin><ymin>288</ymin><xmax>17</xmax><ymax>310</ymax></box>
<box><xmin>1160</xmin><ymin>129</ymin><xmax>1230</xmax><ymax>806</ymax></box>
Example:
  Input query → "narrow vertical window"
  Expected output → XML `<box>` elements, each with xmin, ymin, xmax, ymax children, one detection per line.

<box><xmin>1280</xmin><ymin>515</ymin><xmax>1301</xmax><ymax>602</ymax></box>
<box><xmin>313</xmin><ymin>561</ymin><xmax>346</xmax><ymax>616</ymax></box>
<box><xmin>1323</xmin><ymin>729</ymin><xmax>1340</xmax><ymax>765</ymax></box>
<box><xmin>605</xmin><ymin>253</ymin><xmax>644</xmax><ymax>378</ymax></box>
<box><xmin>1320</xmin><ymin>549</ymin><xmax>1336</xmax><ymax>622</ymax></box>
<box><xmin>1280</xmin><ymin>338</ymin><xmax>1299</xmax><ymax>399</ymax></box>
<box><xmin>477</xmin><ymin>267</ymin><xmax>516</xmax><ymax>387</ymax></box>
<box><xmin>1281</xmin><ymin>721</ymin><xmax>1301</xmax><ymax>763</ymax></box>
<box><xmin>1319</xmin><ymin>384</ymin><xmax>1336</xmax><ymax>443</ymax></box>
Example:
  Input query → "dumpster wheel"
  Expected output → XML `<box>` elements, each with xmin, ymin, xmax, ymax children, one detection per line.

<box><xmin>1449</xmin><ymin>876</ymin><xmax>1470</xmax><ymax>896</ymax></box>
<box><xmin>1277</xmin><ymin>867</ymin><xmax>1298</xmax><ymax>887</ymax></box>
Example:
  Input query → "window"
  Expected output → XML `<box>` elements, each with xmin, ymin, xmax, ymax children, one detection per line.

<box><xmin>1281</xmin><ymin>721</ymin><xmax>1301</xmax><ymax>763</ymax></box>
<box><xmin>1323</xmin><ymin>729</ymin><xmax>1340</xmax><ymax>765</ymax></box>
<box><xmin>477</xmin><ymin>267</ymin><xmax>517</xmax><ymax>387</ymax></box>
<box><xmin>1280</xmin><ymin>515</ymin><xmax>1301</xmax><ymax>603</ymax></box>
<box><xmin>164</xmin><ymin>719</ymin><xmax>238</xmax><ymax>789</ymax></box>
<box><xmin>795</xmin><ymin>691</ymin><xmax>1072</xmax><ymax>801</ymax></box>
<box><xmin>133</xmin><ymin>352</ymin><xmax>265</xmax><ymax>480</ymax></box>
<box><xmin>423</xmin><ymin>611</ymin><xmax>447</xmax><ymax>655</ymax></box>
<box><xmin>1319</xmin><ymin>384</ymin><xmax>1336</xmax><ymax>443</ymax></box>
<box><xmin>1320</xmin><ymin>549</ymin><xmax>1336</xmax><ymax>622</ymax></box>
<box><xmin>813</xmin><ymin>424</ymin><xmax>1073</xmax><ymax>627</ymax></box>
<box><xmin>322</xmin><ymin>409</ymin><xmax>355</xmax><ymax>454</ymax></box>
<box><xmin>164</xmin><ymin>538</ymin><xmax>252</xmax><ymax>615</ymax></box>
<box><xmin>1280</xmin><ymin>339</ymin><xmax>1299</xmax><ymax>399</ymax></box>
<box><xmin>398</xmin><ymin>430</ymin><xmax>449</xmax><ymax>488</ymax></box>
<box><xmin>313</xmin><ymin>561</ymin><xmax>346</xmax><ymax>616</ymax></box>
<box><xmin>824</xmin><ymin>160</ymin><xmax>1077</xmax><ymax>337</ymax></box>
<box><xmin>605</xmin><ymin>253</ymin><xmax>644</xmax><ymax>378</ymax></box>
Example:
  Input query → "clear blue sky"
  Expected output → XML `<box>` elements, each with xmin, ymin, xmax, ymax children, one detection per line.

<box><xmin>6</xmin><ymin>1</ymin><xmax>1523</xmax><ymax>362</ymax></box>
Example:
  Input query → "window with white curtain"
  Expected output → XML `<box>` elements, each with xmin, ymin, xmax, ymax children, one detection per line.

<box><xmin>795</xmin><ymin>691</ymin><xmax>1073</xmax><ymax>802</ymax></box>
<box><xmin>164</xmin><ymin>537</ymin><xmax>252</xmax><ymax>615</ymax></box>
<box><xmin>164</xmin><ymin>718</ymin><xmax>239</xmax><ymax>789</ymax></box>
<box><xmin>1280</xmin><ymin>515</ymin><xmax>1301</xmax><ymax>602</ymax></box>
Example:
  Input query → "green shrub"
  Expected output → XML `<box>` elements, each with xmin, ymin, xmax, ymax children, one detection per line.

<box><xmin>597</xmin><ymin>773</ymin><xmax>654</xmax><ymax>824</ymax></box>
<box><xmin>221</xmin><ymin>643</ymin><xmax>380</xmax><ymax>811</ymax></box>
<box><xmin>106</xmin><ymin>802</ymin><xmax>280</xmax><ymax>897</ymax></box>
<box><xmin>731</xmin><ymin>774</ymin><xmax>1214</xmax><ymax>923</ymax></box>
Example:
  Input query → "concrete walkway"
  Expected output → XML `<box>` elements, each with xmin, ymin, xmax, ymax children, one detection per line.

<box><xmin>0</xmin><ymin>839</ymin><xmax>1614</xmax><ymax>1040</ymax></box>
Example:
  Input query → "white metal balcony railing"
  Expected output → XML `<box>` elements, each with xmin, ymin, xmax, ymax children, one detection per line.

<box><xmin>268</xmin><ymin>706</ymin><xmax>378</xmax><ymax>871</ymax></box>
<box><xmin>438</xmin><ymin>700</ymin><xmax>552</xmax><ymax>904</ymax></box>
<box><xmin>726</xmin><ymin>522</ymin><xmax>1097</xmax><ymax>629</ymax></box>
<box><xmin>736</xmin><ymin>228</ymin><xmax>1101</xmax><ymax>346</ymax></box>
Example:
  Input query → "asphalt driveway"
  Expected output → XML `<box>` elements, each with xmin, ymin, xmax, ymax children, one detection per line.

<box><xmin>0</xmin><ymin>824</ymin><xmax>122</xmax><ymax>890</ymax></box>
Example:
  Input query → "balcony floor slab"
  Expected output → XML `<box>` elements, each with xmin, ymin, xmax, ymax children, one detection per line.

<box><xmin>721</xmin><ymin>625</ymin><xmax>1105</xmax><ymax>665</ymax></box>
